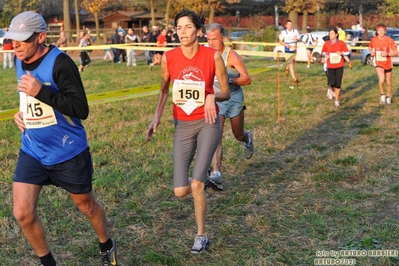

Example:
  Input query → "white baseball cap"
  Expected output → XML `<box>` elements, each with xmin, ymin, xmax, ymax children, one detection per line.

<box><xmin>4</xmin><ymin>11</ymin><xmax>47</xmax><ymax>41</ymax></box>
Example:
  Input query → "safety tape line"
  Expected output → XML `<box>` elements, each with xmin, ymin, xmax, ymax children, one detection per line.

<box><xmin>0</xmin><ymin>68</ymin><xmax>271</xmax><ymax>121</ymax></box>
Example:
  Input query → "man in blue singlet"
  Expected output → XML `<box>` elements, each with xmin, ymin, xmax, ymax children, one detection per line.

<box><xmin>206</xmin><ymin>23</ymin><xmax>254</xmax><ymax>190</ymax></box>
<box><xmin>6</xmin><ymin>11</ymin><xmax>117</xmax><ymax>266</ymax></box>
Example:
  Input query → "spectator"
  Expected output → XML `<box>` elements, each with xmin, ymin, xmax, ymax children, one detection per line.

<box><xmin>141</xmin><ymin>26</ymin><xmax>152</xmax><ymax>66</ymax></box>
<box><xmin>104</xmin><ymin>38</ymin><xmax>112</xmax><ymax>60</ymax></box>
<box><xmin>362</xmin><ymin>26</ymin><xmax>369</xmax><ymax>47</ymax></box>
<box><xmin>152</xmin><ymin>27</ymin><xmax>167</xmax><ymax>68</ymax></box>
<box><xmin>110</xmin><ymin>29</ymin><xmax>120</xmax><ymax>63</ymax></box>
<box><xmin>2</xmin><ymin>29</ymin><xmax>14</xmax><ymax>69</ymax></box>
<box><xmin>118</xmin><ymin>30</ymin><xmax>126</xmax><ymax>63</ymax></box>
<box><xmin>148</xmin><ymin>25</ymin><xmax>159</xmax><ymax>70</ymax></box>
<box><xmin>55</xmin><ymin>31</ymin><xmax>67</xmax><ymax>50</ymax></box>
<box><xmin>125</xmin><ymin>28</ymin><xmax>138</xmax><ymax>66</ymax></box>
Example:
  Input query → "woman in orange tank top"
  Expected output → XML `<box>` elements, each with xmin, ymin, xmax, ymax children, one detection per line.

<box><xmin>369</xmin><ymin>23</ymin><xmax>399</xmax><ymax>104</ymax></box>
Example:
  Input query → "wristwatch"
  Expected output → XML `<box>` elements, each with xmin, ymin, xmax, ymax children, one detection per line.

<box><xmin>229</xmin><ymin>78</ymin><xmax>234</xmax><ymax>84</ymax></box>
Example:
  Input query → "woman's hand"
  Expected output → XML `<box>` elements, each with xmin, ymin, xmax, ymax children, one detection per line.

<box><xmin>204</xmin><ymin>94</ymin><xmax>217</xmax><ymax>124</ymax></box>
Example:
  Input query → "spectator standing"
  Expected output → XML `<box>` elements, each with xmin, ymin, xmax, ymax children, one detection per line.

<box><xmin>152</xmin><ymin>28</ymin><xmax>167</xmax><ymax>68</ymax></box>
<box><xmin>369</xmin><ymin>23</ymin><xmax>398</xmax><ymax>104</ymax></box>
<box><xmin>125</xmin><ymin>28</ymin><xmax>138</xmax><ymax>66</ymax></box>
<box><xmin>104</xmin><ymin>38</ymin><xmax>112</xmax><ymax>60</ymax></box>
<box><xmin>141</xmin><ymin>26</ymin><xmax>153</xmax><ymax>66</ymax></box>
<box><xmin>110</xmin><ymin>29</ymin><xmax>120</xmax><ymax>63</ymax></box>
<box><xmin>118</xmin><ymin>30</ymin><xmax>126</xmax><ymax>63</ymax></box>
<box><xmin>362</xmin><ymin>26</ymin><xmax>369</xmax><ymax>47</ymax></box>
<box><xmin>336</xmin><ymin>23</ymin><xmax>346</xmax><ymax>42</ymax></box>
<box><xmin>148</xmin><ymin>25</ymin><xmax>159</xmax><ymax>70</ymax></box>
<box><xmin>2</xmin><ymin>33</ymin><xmax>14</xmax><ymax>69</ymax></box>
<box><xmin>197</xmin><ymin>29</ymin><xmax>207</xmax><ymax>43</ymax></box>
<box><xmin>55</xmin><ymin>31</ymin><xmax>67</xmax><ymax>50</ymax></box>
<box><xmin>6</xmin><ymin>11</ymin><xmax>117</xmax><ymax>266</ymax></box>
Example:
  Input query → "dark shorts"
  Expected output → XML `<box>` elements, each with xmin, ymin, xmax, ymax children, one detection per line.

<box><xmin>306</xmin><ymin>48</ymin><xmax>314</xmax><ymax>52</ymax></box>
<box><xmin>14</xmin><ymin>149</ymin><xmax>93</xmax><ymax>194</ymax></box>
<box><xmin>376</xmin><ymin>66</ymin><xmax>393</xmax><ymax>73</ymax></box>
<box><xmin>327</xmin><ymin>67</ymin><xmax>344</xmax><ymax>89</ymax></box>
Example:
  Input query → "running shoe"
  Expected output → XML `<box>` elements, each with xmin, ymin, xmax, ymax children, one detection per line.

<box><xmin>100</xmin><ymin>238</ymin><xmax>117</xmax><ymax>266</ymax></box>
<box><xmin>244</xmin><ymin>131</ymin><xmax>254</xmax><ymax>159</ymax></box>
<box><xmin>191</xmin><ymin>235</ymin><xmax>210</xmax><ymax>254</ymax></box>
<box><xmin>334</xmin><ymin>100</ymin><xmax>340</xmax><ymax>107</ymax></box>
<box><xmin>380</xmin><ymin>95</ymin><xmax>386</xmax><ymax>104</ymax></box>
<box><xmin>207</xmin><ymin>171</ymin><xmax>223</xmax><ymax>191</ymax></box>
<box><xmin>327</xmin><ymin>88</ymin><xmax>333</xmax><ymax>100</ymax></box>
<box><xmin>387</xmin><ymin>96</ymin><xmax>392</xmax><ymax>105</ymax></box>
<box><xmin>294</xmin><ymin>79</ymin><xmax>299</xmax><ymax>85</ymax></box>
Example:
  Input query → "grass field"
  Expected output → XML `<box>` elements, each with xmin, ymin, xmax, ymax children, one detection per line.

<box><xmin>1</xmin><ymin>52</ymin><xmax>399</xmax><ymax>266</ymax></box>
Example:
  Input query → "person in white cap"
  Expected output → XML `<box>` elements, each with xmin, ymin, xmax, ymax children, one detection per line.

<box><xmin>6</xmin><ymin>11</ymin><xmax>117</xmax><ymax>266</ymax></box>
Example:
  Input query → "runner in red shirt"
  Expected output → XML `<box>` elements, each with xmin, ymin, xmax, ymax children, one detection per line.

<box><xmin>146</xmin><ymin>9</ymin><xmax>230</xmax><ymax>254</ymax></box>
<box><xmin>321</xmin><ymin>28</ymin><xmax>352</xmax><ymax>107</ymax></box>
<box><xmin>369</xmin><ymin>23</ymin><xmax>398</xmax><ymax>104</ymax></box>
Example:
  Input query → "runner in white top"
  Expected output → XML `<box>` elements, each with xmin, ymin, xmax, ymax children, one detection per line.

<box><xmin>303</xmin><ymin>27</ymin><xmax>318</xmax><ymax>68</ymax></box>
<box><xmin>279</xmin><ymin>20</ymin><xmax>301</xmax><ymax>84</ymax></box>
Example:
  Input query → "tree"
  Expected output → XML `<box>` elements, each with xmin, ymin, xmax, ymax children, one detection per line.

<box><xmin>63</xmin><ymin>0</ymin><xmax>72</xmax><ymax>41</ymax></box>
<box><xmin>81</xmin><ymin>0</ymin><xmax>110</xmax><ymax>43</ymax></box>
<box><xmin>74</xmin><ymin>0</ymin><xmax>81</xmax><ymax>42</ymax></box>
<box><xmin>283</xmin><ymin>0</ymin><xmax>324</xmax><ymax>30</ymax></box>
<box><xmin>0</xmin><ymin>0</ymin><xmax>41</xmax><ymax>27</ymax></box>
<box><xmin>379</xmin><ymin>0</ymin><xmax>399</xmax><ymax>18</ymax></box>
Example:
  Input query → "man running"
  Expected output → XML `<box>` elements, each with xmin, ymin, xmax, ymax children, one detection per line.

<box><xmin>206</xmin><ymin>23</ymin><xmax>254</xmax><ymax>190</ymax></box>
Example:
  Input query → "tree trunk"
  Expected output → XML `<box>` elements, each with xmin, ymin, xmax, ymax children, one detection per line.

<box><xmin>74</xmin><ymin>0</ymin><xmax>80</xmax><ymax>43</ymax></box>
<box><xmin>63</xmin><ymin>0</ymin><xmax>72</xmax><ymax>42</ymax></box>
<box><xmin>95</xmin><ymin>12</ymin><xmax>100</xmax><ymax>44</ymax></box>
<box><xmin>165</xmin><ymin>0</ymin><xmax>170</xmax><ymax>27</ymax></box>
<box><xmin>288</xmin><ymin>10</ymin><xmax>299</xmax><ymax>29</ymax></box>
<box><xmin>208</xmin><ymin>4</ymin><xmax>215</xmax><ymax>24</ymax></box>
<box><xmin>302</xmin><ymin>10</ymin><xmax>308</xmax><ymax>32</ymax></box>
<box><xmin>150</xmin><ymin>0</ymin><xmax>155</xmax><ymax>27</ymax></box>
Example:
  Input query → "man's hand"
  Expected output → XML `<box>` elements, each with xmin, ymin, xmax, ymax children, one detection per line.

<box><xmin>17</xmin><ymin>72</ymin><xmax>42</xmax><ymax>97</ymax></box>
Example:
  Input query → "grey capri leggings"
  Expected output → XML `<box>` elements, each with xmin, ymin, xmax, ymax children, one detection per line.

<box><xmin>173</xmin><ymin>117</ymin><xmax>220</xmax><ymax>188</ymax></box>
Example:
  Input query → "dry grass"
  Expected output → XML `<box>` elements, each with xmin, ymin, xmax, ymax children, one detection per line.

<box><xmin>1</xmin><ymin>53</ymin><xmax>399</xmax><ymax>265</ymax></box>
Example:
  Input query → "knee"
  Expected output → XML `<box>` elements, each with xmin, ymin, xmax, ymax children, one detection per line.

<box><xmin>190</xmin><ymin>179</ymin><xmax>204</xmax><ymax>193</ymax></box>
<box><xmin>174</xmin><ymin>187</ymin><xmax>189</xmax><ymax>198</ymax></box>
<box><xmin>13</xmin><ymin>207</ymin><xmax>35</xmax><ymax>226</ymax></box>
<box><xmin>75</xmin><ymin>199</ymin><xmax>99</xmax><ymax>218</ymax></box>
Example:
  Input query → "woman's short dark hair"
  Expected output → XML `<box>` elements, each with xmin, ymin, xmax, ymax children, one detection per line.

<box><xmin>174</xmin><ymin>9</ymin><xmax>204</xmax><ymax>30</ymax></box>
